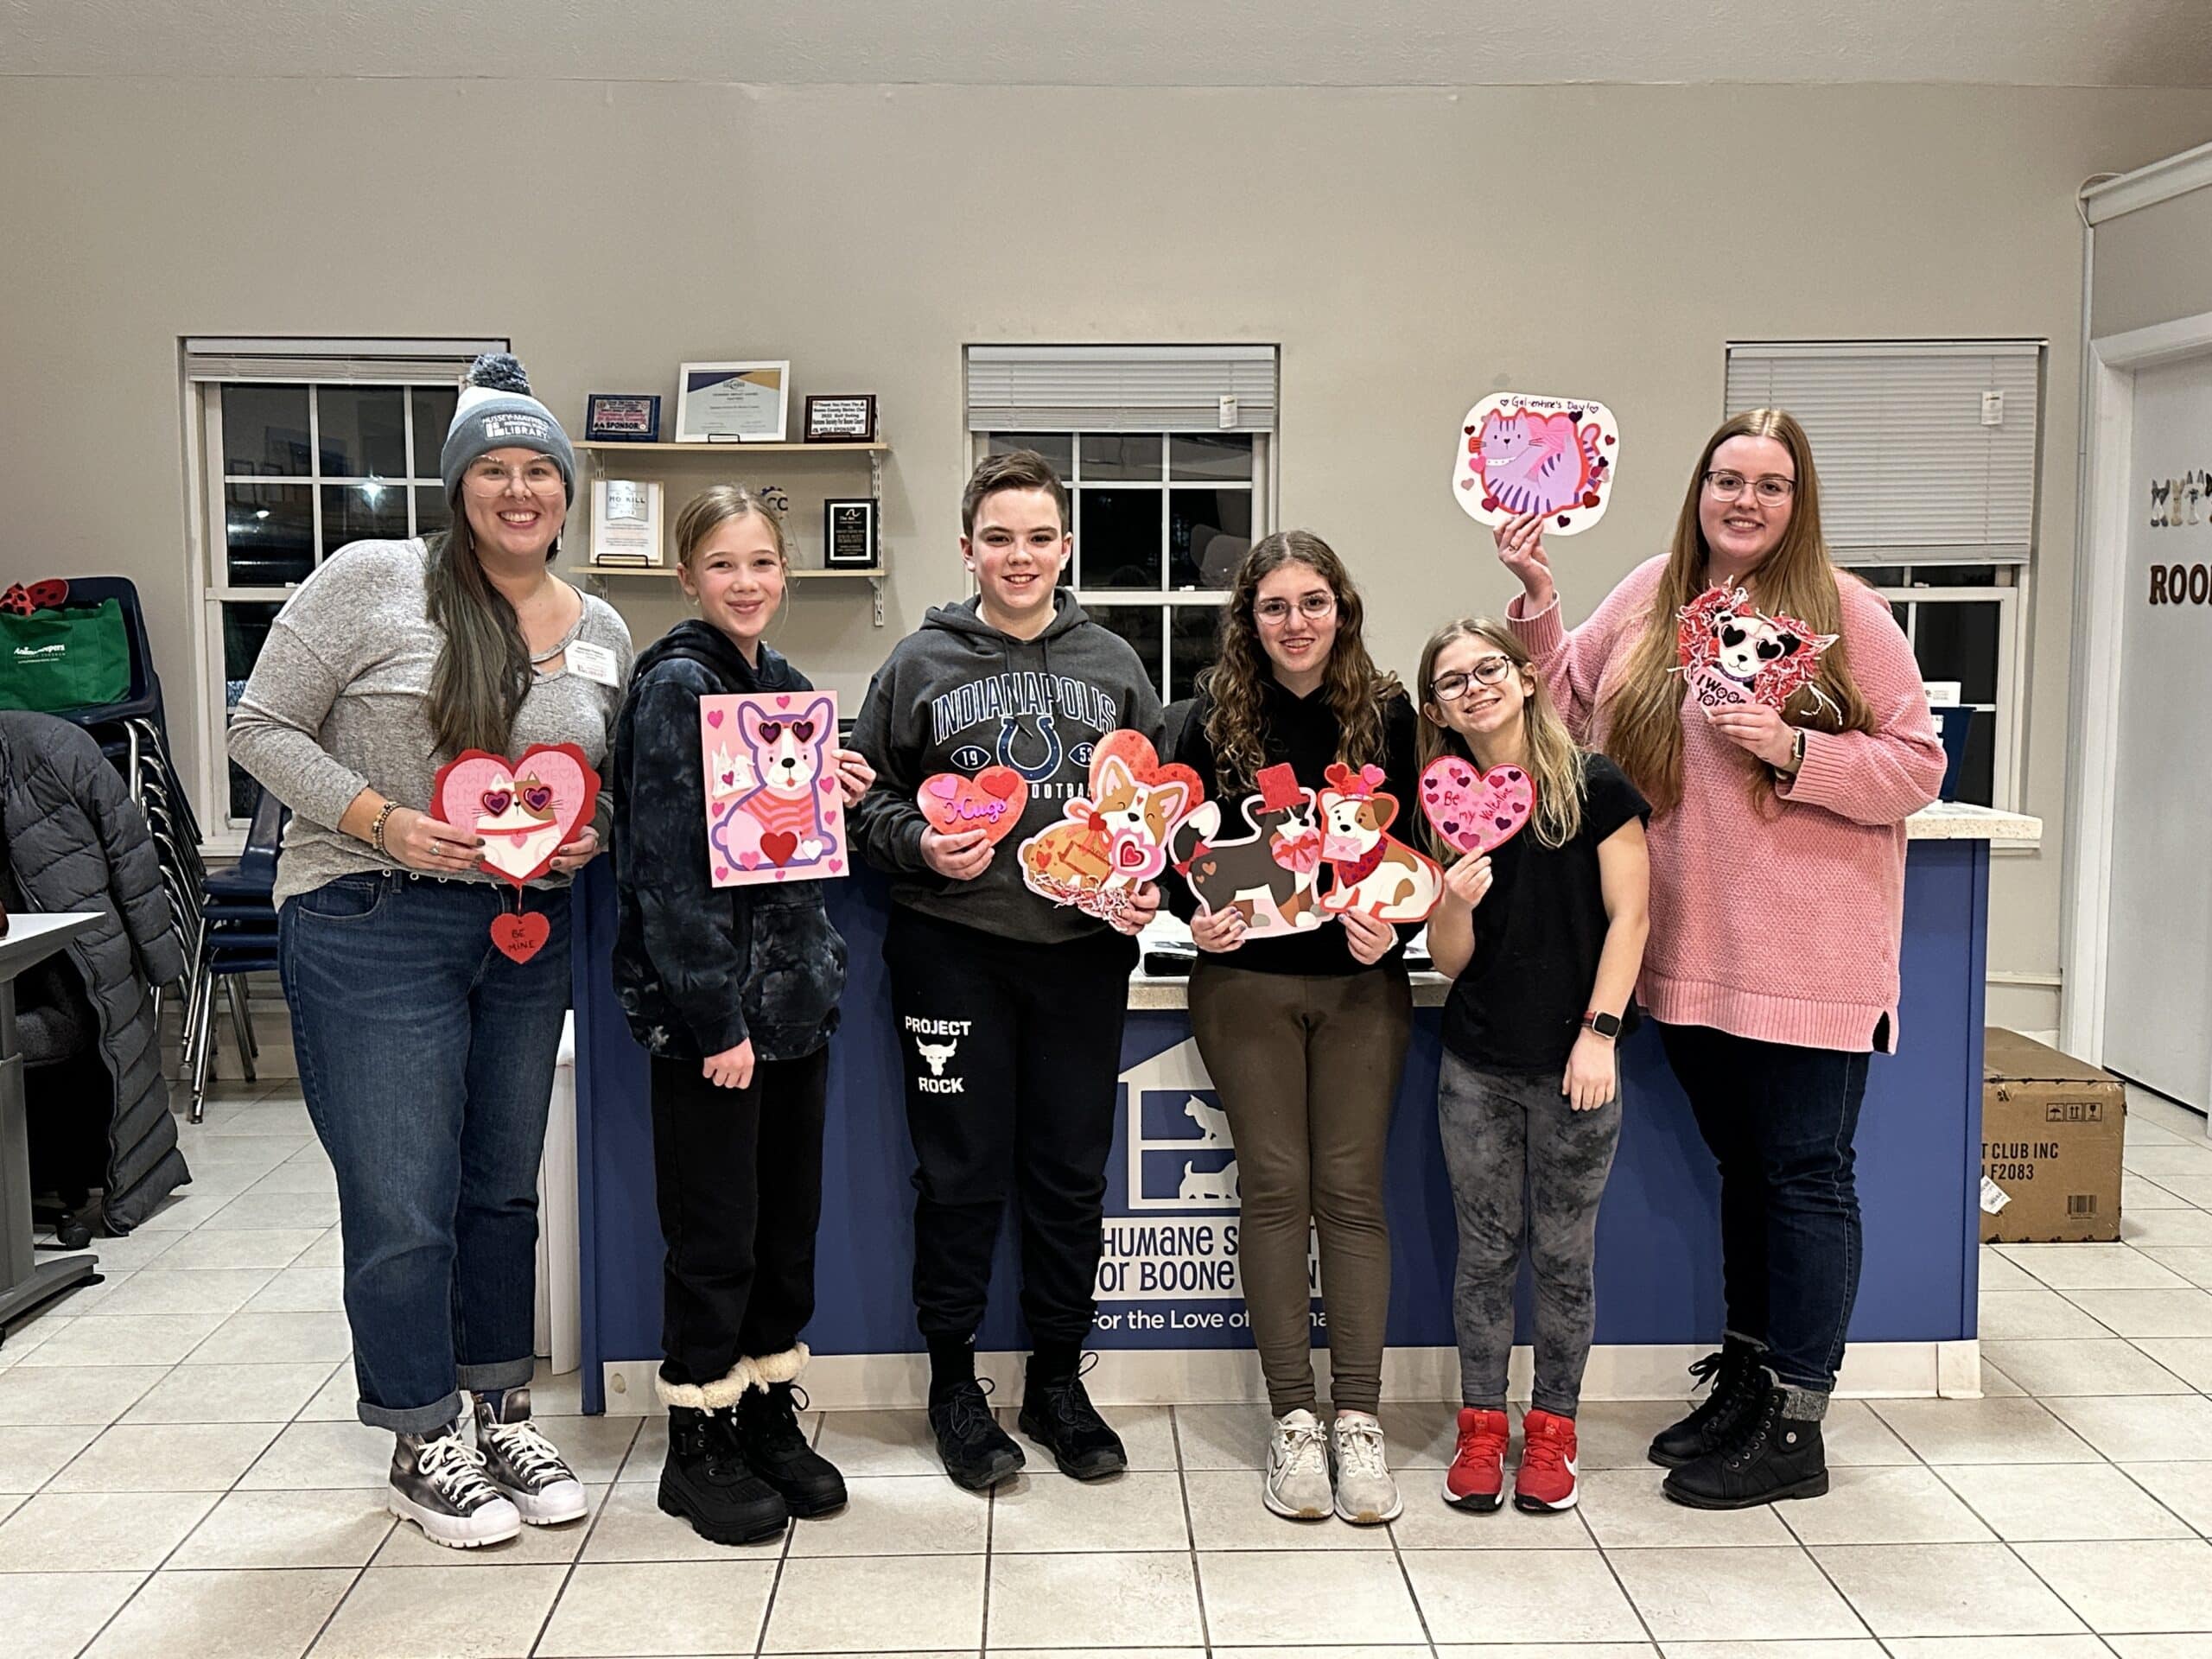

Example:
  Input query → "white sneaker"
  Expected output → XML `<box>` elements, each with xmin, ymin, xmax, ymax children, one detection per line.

<box><xmin>1263</xmin><ymin>1408</ymin><xmax>1332</xmax><ymax>1520</ymax></box>
<box><xmin>1331</xmin><ymin>1410</ymin><xmax>1402</xmax><ymax>1524</ymax></box>
<box><xmin>389</xmin><ymin>1428</ymin><xmax>523</xmax><ymax>1548</ymax></box>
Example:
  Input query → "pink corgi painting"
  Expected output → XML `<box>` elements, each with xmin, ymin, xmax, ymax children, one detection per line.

<box><xmin>700</xmin><ymin>690</ymin><xmax>848</xmax><ymax>888</ymax></box>
<box><xmin>1452</xmin><ymin>392</ymin><xmax>1620</xmax><ymax>534</ymax></box>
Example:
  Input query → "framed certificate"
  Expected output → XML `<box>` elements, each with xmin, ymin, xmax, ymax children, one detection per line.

<box><xmin>823</xmin><ymin>499</ymin><xmax>878</xmax><ymax>569</ymax></box>
<box><xmin>675</xmin><ymin>360</ymin><xmax>790</xmax><ymax>443</ymax></box>
<box><xmin>590</xmin><ymin>478</ymin><xmax>664</xmax><ymax>565</ymax></box>
<box><xmin>804</xmin><ymin>394</ymin><xmax>877</xmax><ymax>443</ymax></box>
<box><xmin>583</xmin><ymin>393</ymin><xmax>661</xmax><ymax>442</ymax></box>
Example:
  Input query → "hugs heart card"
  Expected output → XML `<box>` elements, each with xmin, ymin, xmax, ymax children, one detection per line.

<box><xmin>702</xmin><ymin>690</ymin><xmax>847</xmax><ymax>888</ymax></box>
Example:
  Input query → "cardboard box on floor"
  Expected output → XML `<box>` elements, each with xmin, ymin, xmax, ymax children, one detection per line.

<box><xmin>1981</xmin><ymin>1027</ymin><xmax>2125</xmax><ymax>1243</ymax></box>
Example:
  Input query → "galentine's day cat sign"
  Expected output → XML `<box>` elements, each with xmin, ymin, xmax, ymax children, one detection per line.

<box><xmin>1675</xmin><ymin>584</ymin><xmax>1836</xmax><ymax>714</ymax></box>
<box><xmin>702</xmin><ymin>690</ymin><xmax>846</xmax><ymax>888</ymax></box>
<box><xmin>431</xmin><ymin>742</ymin><xmax>601</xmax><ymax>962</ymax></box>
<box><xmin>1020</xmin><ymin>732</ymin><xmax>1202</xmax><ymax>921</ymax></box>
<box><xmin>1452</xmin><ymin>393</ymin><xmax>1620</xmax><ymax>534</ymax></box>
<box><xmin>1418</xmin><ymin>755</ymin><xmax>1536</xmax><ymax>856</ymax></box>
<box><xmin>916</xmin><ymin>766</ymin><xmax>1028</xmax><ymax>846</ymax></box>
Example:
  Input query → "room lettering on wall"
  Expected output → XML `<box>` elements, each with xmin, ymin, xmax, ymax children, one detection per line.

<box><xmin>2148</xmin><ymin>563</ymin><xmax>2212</xmax><ymax>606</ymax></box>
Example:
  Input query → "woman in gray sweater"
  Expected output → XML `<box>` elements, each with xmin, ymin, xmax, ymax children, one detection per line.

<box><xmin>230</xmin><ymin>355</ymin><xmax>632</xmax><ymax>1549</ymax></box>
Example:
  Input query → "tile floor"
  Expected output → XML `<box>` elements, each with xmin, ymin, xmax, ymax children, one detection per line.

<box><xmin>6</xmin><ymin>1079</ymin><xmax>2212</xmax><ymax>1656</ymax></box>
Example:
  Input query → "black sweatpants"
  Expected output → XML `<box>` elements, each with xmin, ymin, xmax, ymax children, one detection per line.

<box><xmin>651</xmin><ymin>1044</ymin><xmax>830</xmax><ymax>1389</ymax></box>
<box><xmin>884</xmin><ymin>905</ymin><xmax>1138</xmax><ymax>1348</ymax></box>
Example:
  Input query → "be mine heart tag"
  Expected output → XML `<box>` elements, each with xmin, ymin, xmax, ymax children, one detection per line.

<box><xmin>433</xmin><ymin>744</ymin><xmax>601</xmax><ymax>888</ymax></box>
<box><xmin>1418</xmin><ymin>755</ymin><xmax>1536</xmax><ymax>855</ymax></box>
<box><xmin>917</xmin><ymin>766</ymin><xmax>1028</xmax><ymax>846</ymax></box>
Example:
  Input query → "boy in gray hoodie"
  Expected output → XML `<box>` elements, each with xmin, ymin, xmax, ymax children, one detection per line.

<box><xmin>849</xmin><ymin>450</ymin><xmax>1164</xmax><ymax>1491</ymax></box>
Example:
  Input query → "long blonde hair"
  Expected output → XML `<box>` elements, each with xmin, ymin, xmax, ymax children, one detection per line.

<box><xmin>1198</xmin><ymin>531</ymin><xmax>1399</xmax><ymax>795</ymax></box>
<box><xmin>1603</xmin><ymin>409</ymin><xmax>1874</xmax><ymax>812</ymax></box>
<box><xmin>1416</xmin><ymin>619</ymin><xmax>1586</xmax><ymax>854</ymax></box>
<box><xmin>673</xmin><ymin>484</ymin><xmax>790</xmax><ymax>572</ymax></box>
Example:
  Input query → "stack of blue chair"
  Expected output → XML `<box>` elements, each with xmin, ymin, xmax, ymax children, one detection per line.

<box><xmin>189</xmin><ymin>783</ymin><xmax>285</xmax><ymax>1121</ymax></box>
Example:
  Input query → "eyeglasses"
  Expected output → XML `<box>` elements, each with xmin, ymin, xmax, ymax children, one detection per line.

<box><xmin>463</xmin><ymin>460</ymin><xmax>565</xmax><ymax>494</ymax></box>
<box><xmin>1704</xmin><ymin>470</ymin><xmax>1796</xmax><ymax>505</ymax></box>
<box><xmin>1254</xmin><ymin>593</ymin><xmax>1337</xmax><ymax>625</ymax></box>
<box><xmin>1429</xmin><ymin>655</ymin><xmax>1514</xmax><ymax>702</ymax></box>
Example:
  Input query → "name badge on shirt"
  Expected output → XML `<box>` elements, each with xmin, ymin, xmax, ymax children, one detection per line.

<box><xmin>565</xmin><ymin>639</ymin><xmax>620</xmax><ymax>688</ymax></box>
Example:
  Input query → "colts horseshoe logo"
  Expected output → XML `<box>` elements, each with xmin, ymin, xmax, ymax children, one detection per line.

<box><xmin>997</xmin><ymin>712</ymin><xmax>1063</xmax><ymax>784</ymax></box>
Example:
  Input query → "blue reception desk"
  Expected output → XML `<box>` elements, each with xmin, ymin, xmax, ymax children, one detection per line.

<box><xmin>569</xmin><ymin>808</ymin><xmax>2036</xmax><ymax>1412</ymax></box>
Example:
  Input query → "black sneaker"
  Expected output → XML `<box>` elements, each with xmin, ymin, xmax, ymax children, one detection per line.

<box><xmin>659</xmin><ymin>1406</ymin><xmax>790</xmax><ymax>1545</ymax></box>
<box><xmin>1017</xmin><ymin>1361</ymin><xmax>1127</xmax><ymax>1481</ymax></box>
<box><xmin>1649</xmin><ymin>1336</ymin><xmax>1767</xmax><ymax>1469</ymax></box>
<box><xmin>1662</xmin><ymin>1374</ymin><xmax>1829</xmax><ymax>1510</ymax></box>
<box><xmin>929</xmin><ymin>1377</ymin><xmax>1025</xmax><ymax>1491</ymax></box>
<box><xmin>737</xmin><ymin>1382</ymin><xmax>847</xmax><ymax>1517</ymax></box>
<box><xmin>389</xmin><ymin>1421</ymin><xmax>522</xmax><ymax>1548</ymax></box>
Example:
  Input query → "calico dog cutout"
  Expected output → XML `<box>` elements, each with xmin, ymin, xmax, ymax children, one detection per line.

<box><xmin>1168</xmin><ymin>761</ymin><xmax>1325</xmax><ymax>934</ymax></box>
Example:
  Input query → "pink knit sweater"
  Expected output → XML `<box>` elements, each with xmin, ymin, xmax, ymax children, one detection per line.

<box><xmin>1510</xmin><ymin>556</ymin><xmax>1946</xmax><ymax>1053</ymax></box>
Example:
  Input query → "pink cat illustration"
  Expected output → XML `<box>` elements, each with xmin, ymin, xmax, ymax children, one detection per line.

<box><xmin>1468</xmin><ymin>408</ymin><xmax>1608</xmax><ymax>520</ymax></box>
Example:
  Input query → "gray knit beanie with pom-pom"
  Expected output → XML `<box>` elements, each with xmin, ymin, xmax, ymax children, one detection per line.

<box><xmin>439</xmin><ymin>352</ymin><xmax>576</xmax><ymax>501</ymax></box>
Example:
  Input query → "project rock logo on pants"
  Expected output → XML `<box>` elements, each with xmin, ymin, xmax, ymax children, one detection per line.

<box><xmin>906</xmin><ymin>1015</ymin><xmax>971</xmax><ymax>1092</ymax></box>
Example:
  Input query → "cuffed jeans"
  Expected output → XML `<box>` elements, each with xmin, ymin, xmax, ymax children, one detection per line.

<box><xmin>280</xmin><ymin>872</ymin><xmax>571</xmax><ymax>1433</ymax></box>
<box><xmin>1657</xmin><ymin>1020</ymin><xmax>1871</xmax><ymax>1394</ymax></box>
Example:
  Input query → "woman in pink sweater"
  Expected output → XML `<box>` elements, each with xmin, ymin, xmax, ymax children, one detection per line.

<box><xmin>1497</xmin><ymin>408</ymin><xmax>1944</xmax><ymax>1512</ymax></box>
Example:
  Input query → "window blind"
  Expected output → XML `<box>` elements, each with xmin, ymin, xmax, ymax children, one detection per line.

<box><xmin>183</xmin><ymin>337</ymin><xmax>507</xmax><ymax>385</ymax></box>
<box><xmin>1724</xmin><ymin>341</ymin><xmax>2043</xmax><ymax>563</ymax></box>
<box><xmin>966</xmin><ymin>345</ymin><xmax>1278</xmax><ymax>433</ymax></box>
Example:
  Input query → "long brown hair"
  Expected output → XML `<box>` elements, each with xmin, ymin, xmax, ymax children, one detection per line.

<box><xmin>1198</xmin><ymin>530</ymin><xmax>1400</xmax><ymax>794</ymax></box>
<box><xmin>1603</xmin><ymin>409</ymin><xmax>1874</xmax><ymax>812</ymax></box>
<box><xmin>423</xmin><ymin>511</ymin><xmax>549</xmax><ymax>758</ymax></box>
<box><xmin>1415</xmin><ymin>619</ymin><xmax>1586</xmax><ymax>853</ymax></box>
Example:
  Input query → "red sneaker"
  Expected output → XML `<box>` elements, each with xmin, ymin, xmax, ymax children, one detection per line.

<box><xmin>1514</xmin><ymin>1408</ymin><xmax>1580</xmax><ymax>1512</ymax></box>
<box><xmin>1444</xmin><ymin>1408</ymin><xmax>1510</xmax><ymax>1512</ymax></box>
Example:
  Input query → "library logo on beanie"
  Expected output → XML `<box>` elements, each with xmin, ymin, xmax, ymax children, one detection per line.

<box><xmin>440</xmin><ymin>353</ymin><xmax>576</xmax><ymax>501</ymax></box>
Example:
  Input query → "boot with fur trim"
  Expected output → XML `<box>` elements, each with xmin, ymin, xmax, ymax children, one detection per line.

<box><xmin>656</xmin><ymin>1367</ymin><xmax>786</xmax><ymax>1546</ymax></box>
<box><xmin>734</xmin><ymin>1348</ymin><xmax>846</xmax><ymax>1517</ymax></box>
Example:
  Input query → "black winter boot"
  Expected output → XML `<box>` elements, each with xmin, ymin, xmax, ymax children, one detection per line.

<box><xmin>658</xmin><ymin>1407</ymin><xmax>789</xmax><ymax>1545</ymax></box>
<box><xmin>1648</xmin><ymin>1335</ymin><xmax>1767</xmax><ymax>1469</ymax></box>
<box><xmin>737</xmin><ymin>1382</ymin><xmax>847</xmax><ymax>1517</ymax></box>
<box><xmin>1662</xmin><ymin>1373</ymin><xmax>1829</xmax><ymax>1510</ymax></box>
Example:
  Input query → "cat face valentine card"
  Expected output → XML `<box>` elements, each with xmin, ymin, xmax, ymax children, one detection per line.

<box><xmin>1452</xmin><ymin>393</ymin><xmax>1620</xmax><ymax>534</ymax></box>
<box><xmin>1675</xmin><ymin>584</ymin><xmax>1835</xmax><ymax>713</ymax></box>
<box><xmin>702</xmin><ymin>690</ymin><xmax>846</xmax><ymax>887</ymax></box>
<box><xmin>1019</xmin><ymin>732</ymin><xmax>1202</xmax><ymax>920</ymax></box>
<box><xmin>1315</xmin><ymin>762</ymin><xmax>1444</xmax><ymax>923</ymax></box>
<box><xmin>916</xmin><ymin>765</ymin><xmax>1028</xmax><ymax>846</ymax></box>
<box><xmin>1167</xmin><ymin>761</ymin><xmax>1325</xmax><ymax>934</ymax></box>
<box><xmin>1418</xmin><ymin>755</ymin><xmax>1536</xmax><ymax>856</ymax></box>
<box><xmin>434</xmin><ymin>743</ymin><xmax>601</xmax><ymax>887</ymax></box>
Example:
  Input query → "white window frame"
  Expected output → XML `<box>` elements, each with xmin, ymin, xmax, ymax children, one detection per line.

<box><xmin>183</xmin><ymin>338</ymin><xmax>503</xmax><ymax>849</ymax></box>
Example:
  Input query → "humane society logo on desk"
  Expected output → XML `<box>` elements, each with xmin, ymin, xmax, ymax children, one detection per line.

<box><xmin>1088</xmin><ymin>1034</ymin><xmax>1320</xmax><ymax>1340</ymax></box>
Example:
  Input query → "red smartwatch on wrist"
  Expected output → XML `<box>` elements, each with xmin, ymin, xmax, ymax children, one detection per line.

<box><xmin>1583</xmin><ymin>1010</ymin><xmax>1623</xmax><ymax>1040</ymax></box>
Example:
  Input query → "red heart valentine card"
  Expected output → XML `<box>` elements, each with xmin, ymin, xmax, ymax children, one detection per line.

<box><xmin>431</xmin><ymin>743</ymin><xmax>601</xmax><ymax>888</ymax></box>
<box><xmin>916</xmin><ymin>766</ymin><xmax>1028</xmax><ymax>846</ymax></box>
<box><xmin>1418</xmin><ymin>755</ymin><xmax>1536</xmax><ymax>856</ymax></box>
<box><xmin>702</xmin><ymin>690</ymin><xmax>849</xmax><ymax>888</ymax></box>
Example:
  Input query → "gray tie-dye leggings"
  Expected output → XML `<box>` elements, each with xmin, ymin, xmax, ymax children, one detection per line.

<box><xmin>1436</xmin><ymin>1049</ymin><xmax>1623</xmax><ymax>1416</ymax></box>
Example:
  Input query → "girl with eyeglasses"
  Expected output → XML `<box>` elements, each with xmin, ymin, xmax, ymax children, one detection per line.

<box><xmin>1415</xmin><ymin>620</ymin><xmax>1649</xmax><ymax>1517</ymax></box>
<box><xmin>1493</xmin><ymin>410</ymin><xmax>1945</xmax><ymax>1511</ymax></box>
<box><xmin>1164</xmin><ymin>531</ymin><xmax>1419</xmax><ymax>1525</ymax></box>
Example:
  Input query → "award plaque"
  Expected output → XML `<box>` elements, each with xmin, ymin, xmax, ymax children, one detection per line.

<box><xmin>824</xmin><ymin>499</ymin><xmax>878</xmax><ymax>569</ymax></box>
<box><xmin>804</xmin><ymin>394</ymin><xmax>878</xmax><ymax>443</ymax></box>
<box><xmin>591</xmin><ymin>478</ymin><xmax>664</xmax><ymax>566</ymax></box>
<box><xmin>675</xmin><ymin>360</ymin><xmax>790</xmax><ymax>443</ymax></box>
<box><xmin>583</xmin><ymin>394</ymin><xmax>661</xmax><ymax>442</ymax></box>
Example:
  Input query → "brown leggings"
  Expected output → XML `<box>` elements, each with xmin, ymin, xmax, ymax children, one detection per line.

<box><xmin>1188</xmin><ymin>962</ymin><xmax>1413</xmax><ymax>1415</ymax></box>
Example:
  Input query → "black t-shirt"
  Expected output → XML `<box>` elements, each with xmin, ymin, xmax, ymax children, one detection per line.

<box><xmin>1440</xmin><ymin>753</ymin><xmax>1650</xmax><ymax>1072</ymax></box>
<box><xmin>1166</xmin><ymin>679</ymin><xmax>1420</xmax><ymax>977</ymax></box>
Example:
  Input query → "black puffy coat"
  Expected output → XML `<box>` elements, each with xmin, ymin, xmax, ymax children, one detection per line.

<box><xmin>611</xmin><ymin>623</ymin><xmax>846</xmax><ymax>1063</ymax></box>
<box><xmin>0</xmin><ymin>713</ymin><xmax>188</xmax><ymax>1230</ymax></box>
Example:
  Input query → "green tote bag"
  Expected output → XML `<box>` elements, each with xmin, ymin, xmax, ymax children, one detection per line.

<box><xmin>0</xmin><ymin>601</ymin><xmax>131</xmax><ymax>712</ymax></box>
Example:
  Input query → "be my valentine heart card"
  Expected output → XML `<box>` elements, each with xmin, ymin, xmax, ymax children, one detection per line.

<box><xmin>702</xmin><ymin>690</ymin><xmax>848</xmax><ymax>888</ymax></box>
<box><xmin>1418</xmin><ymin>755</ymin><xmax>1536</xmax><ymax>856</ymax></box>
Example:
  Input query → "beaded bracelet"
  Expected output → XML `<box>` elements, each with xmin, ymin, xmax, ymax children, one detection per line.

<box><xmin>369</xmin><ymin>801</ymin><xmax>401</xmax><ymax>858</ymax></box>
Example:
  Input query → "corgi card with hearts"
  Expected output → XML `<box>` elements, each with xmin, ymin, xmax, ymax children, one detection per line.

<box><xmin>1418</xmin><ymin>755</ymin><xmax>1536</xmax><ymax>856</ymax></box>
<box><xmin>700</xmin><ymin>690</ymin><xmax>848</xmax><ymax>888</ymax></box>
<box><xmin>1452</xmin><ymin>392</ymin><xmax>1620</xmax><ymax>534</ymax></box>
<box><xmin>1019</xmin><ymin>731</ymin><xmax>1203</xmax><ymax>921</ymax></box>
<box><xmin>433</xmin><ymin>743</ymin><xmax>602</xmax><ymax>889</ymax></box>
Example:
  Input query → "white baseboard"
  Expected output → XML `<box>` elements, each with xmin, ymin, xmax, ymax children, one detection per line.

<box><xmin>599</xmin><ymin>1338</ymin><xmax>1980</xmax><ymax>1416</ymax></box>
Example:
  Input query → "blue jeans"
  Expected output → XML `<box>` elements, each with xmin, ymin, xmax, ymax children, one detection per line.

<box><xmin>1657</xmin><ymin>1021</ymin><xmax>1871</xmax><ymax>1394</ymax></box>
<box><xmin>280</xmin><ymin>872</ymin><xmax>571</xmax><ymax>1433</ymax></box>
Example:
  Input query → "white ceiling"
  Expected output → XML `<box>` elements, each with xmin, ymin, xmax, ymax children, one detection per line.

<box><xmin>7</xmin><ymin>0</ymin><xmax>2212</xmax><ymax>87</ymax></box>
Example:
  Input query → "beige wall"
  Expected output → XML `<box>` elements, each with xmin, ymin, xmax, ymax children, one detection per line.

<box><xmin>5</xmin><ymin>78</ymin><xmax>2210</xmax><ymax>1027</ymax></box>
<box><xmin>2093</xmin><ymin>179</ymin><xmax>2212</xmax><ymax>337</ymax></box>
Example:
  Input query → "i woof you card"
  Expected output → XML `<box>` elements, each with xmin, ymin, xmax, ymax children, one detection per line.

<box><xmin>701</xmin><ymin>690</ymin><xmax>846</xmax><ymax>887</ymax></box>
